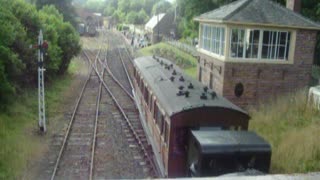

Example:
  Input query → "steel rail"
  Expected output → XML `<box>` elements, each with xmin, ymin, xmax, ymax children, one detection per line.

<box><xmin>93</xmin><ymin>47</ymin><xmax>134</xmax><ymax>101</ymax></box>
<box><xmin>50</xmin><ymin>53</ymin><xmax>95</xmax><ymax>180</ymax></box>
<box><xmin>89</xmin><ymin>31</ymin><xmax>107</xmax><ymax>180</ymax></box>
<box><xmin>117</xmin><ymin>47</ymin><xmax>134</xmax><ymax>90</ymax></box>
<box><xmin>83</xmin><ymin>50</ymin><xmax>159</xmax><ymax>177</ymax></box>
<box><xmin>89</xmin><ymin>48</ymin><xmax>106</xmax><ymax>180</ymax></box>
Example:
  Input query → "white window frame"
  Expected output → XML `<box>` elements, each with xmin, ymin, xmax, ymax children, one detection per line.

<box><xmin>261</xmin><ymin>30</ymin><xmax>290</xmax><ymax>60</ymax></box>
<box><xmin>200</xmin><ymin>24</ymin><xmax>226</xmax><ymax>56</ymax></box>
<box><xmin>229</xmin><ymin>28</ymin><xmax>291</xmax><ymax>61</ymax></box>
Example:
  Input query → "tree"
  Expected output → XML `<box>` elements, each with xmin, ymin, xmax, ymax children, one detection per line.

<box><xmin>126</xmin><ymin>11</ymin><xmax>139</xmax><ymax>24</ymax></box>
<box><xmin>103</xmin><ymin>6</ymin><xmax>116</xmax><ymax>17</ymax></box>
<box><xmin>138</xmin><ymin>9</ymin><xmax>149</xmax><ymax>24</ymax></box>
<box><xmin>143</xmin><ymin>0</ymin><xmax>157</xmax><ymax>15</ymax></box>
<box><xmin>36</xmin><ymin>0</ymin><xmax>77</xmax><ymax>27</ymax></box>
<box><xmin>0</xmin><ymin>0</ymin><xmax>81</xmax><ymax>110</ymax></box>
<box><xmin>152</xmin><ymin>0</ymin><xmax>172</xmax><ymax>15</ymax></box>
<box><xmin>39</xmin><ymin>5</ymin><xmax>81</xmax><ymax>75</ymax></box>
<box><xmin>130</xmin><ymin>0</ymin><xmax>144</xmax><ymax>12</ymax></box>
<box><xmin>0</xmin><ymin>5</ymin><xmax>23</xmax><ymax>110</ymax></box>
<box><xmin>84</xmin><ymin>0</ymin><xmax>105</xmax><ymax>12</ymax></box>
<box><xmin>118</xmin><ymin>0</ymin><xmax>130</xmax><ymax>14</ymax></box>
<box><xmin>112</xmin><ymin>9</ymin><xmax>126</xmax><ymax>23</ymax></box>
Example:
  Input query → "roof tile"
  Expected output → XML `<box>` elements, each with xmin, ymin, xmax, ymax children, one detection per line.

<box><xmin>195</xmin><ymin>0</ymin><xmax>320</xmax><ymax>30</ymax></box>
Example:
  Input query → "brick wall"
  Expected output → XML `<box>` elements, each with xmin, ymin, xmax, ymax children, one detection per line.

<box><xmin>198</xmin><ymin>52</ymin><xmax>225</xmax><ymax>95</ymax></box>
<box><xmin>198</xmin><ymin>30</ymin><xmax>317</xmax><ymax>108</ymax></box>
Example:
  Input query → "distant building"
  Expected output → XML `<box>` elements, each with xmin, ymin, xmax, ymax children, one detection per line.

<box><xmin>194</xmin><ymin>0</ymin><xmax>320</xmax><ymax>107</ymax></box>
<box><xmin>145</xmin><ymin>12</ymin><xmax>176</xmax><ymax>44</ymax></box>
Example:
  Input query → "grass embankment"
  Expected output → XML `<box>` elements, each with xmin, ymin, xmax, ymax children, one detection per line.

<box><xmin>0</xmin><ymin>60</ymin><xmax>79</xmax><ymax>179</ymax></box>
<box><xmin>249</xmin><ymin>90</ymin><xmax>320</xmax><ymax>173</ymax></box>
<box><xmin>138</xmin><ymin>42</ymin><xmax>198</xmax><ymax>78</ymax></box>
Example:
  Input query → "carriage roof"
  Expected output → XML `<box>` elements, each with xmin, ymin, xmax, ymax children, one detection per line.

<box><xmin>134</xmin><ymin>56</ymin><xmax>248</xmax><ymax>117</ymax></box>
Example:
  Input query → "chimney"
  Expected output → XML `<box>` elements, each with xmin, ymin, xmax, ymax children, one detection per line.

<box><xmin>286</xmin><ymin>0</ymin><xmax>301</xmax><ymax>13</ymax></box>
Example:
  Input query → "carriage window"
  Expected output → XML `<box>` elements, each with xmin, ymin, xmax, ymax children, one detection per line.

<box><xmin>151</xmin><ymin>98</ymin><xmax>154</xmax><ymax>115</ymax></box>
<box><xmin>144</xmin><ymin>86</ymin><xmax>149</xmax><ymax>103</ymax></box>
<box><xmin>154</xmin><ymin>103</ymin><xmax>164</xmax><ymax>132</ymax></box>
<box><xmin>153</xmin><ymin>101</ymin><xmax>157</xmax><ymax>120</ymax></box>
<box><xmin>164</xmin><ymin>122</ymin><xmax>169</xmax><ymax>144</ymax></box>
<box><xmin>139</xmin><ymin>78</ymin><xmax>143</xmax><ymax>92</ymax></box>
<box><xmin>156</xmin><ymin>108</ymin><xmax>162</xmax><ymax>127</ymax></box>
<box><xmin>160</xmin><ymin>115</ymin><xmax>164</xmax><ymax>134</ymax></box>
<box><xmin>137</xmin><ymin>75</ymin><xmax>140</xmax><ymax>87</ymax></box>
<box><xmin>148</xmin><ymin>94</ymin><xmax>152</xmax><ymax>111</ymax></box>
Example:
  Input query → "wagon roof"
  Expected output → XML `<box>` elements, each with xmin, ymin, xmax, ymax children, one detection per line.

<box><xmin>134</xmin><ymin>56</ymin><xmax>248</xmax><ymax>117</ymax></box>
<box><xmin>191</xmin><ymin>130</ymin><xmax>271</xmax><ymax>154</ymax></box>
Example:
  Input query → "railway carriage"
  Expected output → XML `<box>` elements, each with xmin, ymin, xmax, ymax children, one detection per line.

<box><xmin>132</xmin><ymin>56</ymin><xmax>271</xmax><ymax>177</ymax></box>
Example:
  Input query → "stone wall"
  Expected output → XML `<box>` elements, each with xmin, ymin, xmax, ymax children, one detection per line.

<box><xmin>198</xmin><ymin>30</ymin><xmax>317</xmax><ymax>108</ymax></box>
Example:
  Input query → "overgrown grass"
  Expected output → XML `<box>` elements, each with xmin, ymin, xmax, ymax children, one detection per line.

<box><xmin>138</xmin><ymin>43</ymin><xmax>198</xmax><ymax>78</ymax></box>
<box><xmin>0</xmin><ymin>59</ymin><xmax>79</xmax><ymax>179</ymax></box>
<box><xmin>249</xmin><ymin>90</ymin><xmax>320</xmax><ymax>173</ymax></box>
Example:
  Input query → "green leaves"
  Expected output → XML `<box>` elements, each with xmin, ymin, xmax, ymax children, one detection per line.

<box><xmin>0</xmin><ymin>0</ymin><xmax>80</xmax><ymax>110</ymax></box>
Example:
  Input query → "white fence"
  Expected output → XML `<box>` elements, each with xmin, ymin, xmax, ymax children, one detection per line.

<box><xmin>164</xmin><ymin>38</ymin><xmax>198</xmax><ymax>57</ymax></box>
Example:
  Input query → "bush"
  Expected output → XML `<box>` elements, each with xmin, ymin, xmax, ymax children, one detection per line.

<box><xmin>0</xmin><ymin>0</ymin><xmax>80</xmax><ymax>111</ymax></box>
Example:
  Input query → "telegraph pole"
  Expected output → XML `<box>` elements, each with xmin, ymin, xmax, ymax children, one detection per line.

<box><xmin>38</xmin><ymin>30</ymin><xmax>48</xmax><ymax>133</ymax></box>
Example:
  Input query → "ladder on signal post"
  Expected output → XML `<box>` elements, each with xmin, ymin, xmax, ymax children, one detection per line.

<box><xmin>38</xmin><ymin>30</ymin><xmax>48</xmax><ymax>133</ymax></box>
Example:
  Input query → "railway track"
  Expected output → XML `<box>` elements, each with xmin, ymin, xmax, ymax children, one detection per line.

<box><xmin>50</xmin><ymin>50</ymin><xmax>101</xmax><ymax>180</ymax></box>
<box><xmin>49</xmin><ymin>29</ymin><xmax>158</xmax><ymax>179</ymax></box>
<box><xmin>92</xmin><ymin>30</ymin><xmax>160</xmax><ymax>177</ymax></box>
<box><xmin>83</xmin><ymin>50</ymin><xmax>157</xmax><ymax>177</ymax></box>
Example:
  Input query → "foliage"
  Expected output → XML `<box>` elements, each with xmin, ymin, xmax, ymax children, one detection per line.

<box><xmin>125</xmin><ymin>9</ymin><xmax>149</xmax><ymax>24</ymax></box>
<box><xmin>39</xmin><ymin>5</ymin><xmax>81</xmax><ymax>75</ymax></box>
<box><xmin>102</xmin><ymin>0</ymin><xmax>158</xmax><ymax>25</ymax></box>
<box><xmin>139</xmin><ymin>43</ymin><xmax>197</xmax><ymax>78</ymax></box>
<box><xmin>126</xmin><ymin>11</ymin><xmax>139</xmax><ymax>24</ymax></box>
<box><xmin>36</xmin><ymin>0</ymin><xmax>77</xmax><ymax>27</ymax></box>
<box><xmin>249</xmin><ymin>90</ymin><xmax>320</xmax><ymax>173</ymax></box>
<box><xmin>137</xmin><ymin>9</ymin><xmax>149</xmax><ymax>24</ymax></box>
<box><xmin>103</xmin><ymin>5</ymin><xmax>116</xmax><ymax>17</ymax></box>
<box><xmin>151</xmin><ymin>0</ymin><xmax>173</xmax><ymax>15</ymax></box>
<box><xmin>176</xmin><ymin>0</ymin><xmax>236</xmax><ymax>38</ymax></box>
<box><xmin>0</xmin><ymin>60</ymin><xmax>76</xmax><ymax>179</ymax></box>
<box><xmin>0</xmin><ymin>0</ymin><xmax>80</xmax><ymax>110</ymax></box>
<box><xmin>84</xmin><ymin>0</ymin><xmax>105</xmax><ymax>12</ymax></box>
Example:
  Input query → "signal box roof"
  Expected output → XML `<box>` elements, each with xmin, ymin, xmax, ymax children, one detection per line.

<box><xmin>133</xmin><ymin>56</ymin><xmax>248</xmax><ymax>117</ymax></box>
<box><xmin>194</xmin><ymin>0</ymin><xmax>320</xmax><ymax>30</ymax></box>
<box><xmin>191</xmin><ymin>130</ymin><xmax>271</xmax><ymax>155</ymax></box>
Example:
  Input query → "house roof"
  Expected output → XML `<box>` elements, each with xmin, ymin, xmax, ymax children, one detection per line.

<box><xmin>145</xmin><ymin>13</ymin><xmax>165</xmax><ymax>31</ymax></box>
<box><xmin>194</xmin><ymin>0</ymin><xmax>320</xmax><ymax>30</ymax></box>
<box><xmin>134</xmin><ymin>56</ymin><xmax>249</xmax><ymax>118</ymax></box>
